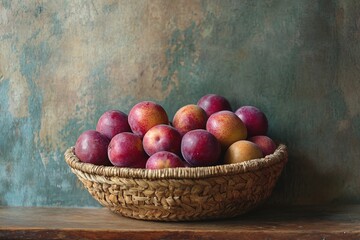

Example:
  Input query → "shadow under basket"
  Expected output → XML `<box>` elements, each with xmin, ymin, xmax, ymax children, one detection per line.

<box><xmin>64</xmin><ymin>144</ymin><xmax>288</xmax><ymax>222</ymax></box>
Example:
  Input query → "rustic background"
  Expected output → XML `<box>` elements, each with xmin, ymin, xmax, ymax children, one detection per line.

<box><xmin>1</xmin><ymin>0</ymin><xmax>359</xmax><ymax>207</ymax></box>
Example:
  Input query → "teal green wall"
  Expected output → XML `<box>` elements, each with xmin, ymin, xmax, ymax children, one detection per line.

<box><xmin>1</xmin><ymin>0</ymin><xmax>359</xmax><ymax>207</ymax></box>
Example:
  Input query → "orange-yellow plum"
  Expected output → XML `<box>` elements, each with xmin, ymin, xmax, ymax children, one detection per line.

<box><xmin>128</xmin><ymin>101</ymin><xmax>169</xmax><ymax>137</ymax></box>
<box><xmin>224</xmin><ymin>140</ymin><xmax>263</xmax><ymax>164</ymax></box>
<box><xmin>172</xmin><ymin>104</ymin><xmax>207</xmax><ymax>136</ymax></box>
<box><xmin>206</xmin><ymin>110</ymin><xmax>247</xmax><ymax>150</ymax></box>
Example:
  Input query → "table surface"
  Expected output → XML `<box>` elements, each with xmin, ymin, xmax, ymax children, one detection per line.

<box><xmin>1</xmin><ymin>205</ymin><xmax>360</xmax><ymax>240</ymax></box>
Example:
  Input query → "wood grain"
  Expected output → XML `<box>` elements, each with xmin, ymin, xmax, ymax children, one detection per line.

<box><xmin>1</xmin><ymin>205</ymin><xmax>359</xmax><ymax>239</ymax></box>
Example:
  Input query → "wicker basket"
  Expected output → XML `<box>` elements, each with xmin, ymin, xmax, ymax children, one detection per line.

<box><xmin>64</xmin><ymin>144</ymin><xmax>287</xmax><ymax>221</ymax></box>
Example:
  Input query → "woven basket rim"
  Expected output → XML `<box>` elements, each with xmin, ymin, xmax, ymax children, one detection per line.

<box><xmin>64</xmin><ymin>144</ymin><xmax>287</xmax><ymax>179</ymax></box>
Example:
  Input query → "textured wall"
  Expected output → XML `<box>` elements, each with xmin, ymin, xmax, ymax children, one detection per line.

<box><xmin>0</xmin><ymin>0</ymin><xmax>359</xmax><ymax>207</ymax></box>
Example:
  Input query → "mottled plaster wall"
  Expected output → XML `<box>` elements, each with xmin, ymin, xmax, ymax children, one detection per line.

<box><xmin>0</xmin><ymin>0</ymin><xmax>359</xmax><ymax>207</ymax></box>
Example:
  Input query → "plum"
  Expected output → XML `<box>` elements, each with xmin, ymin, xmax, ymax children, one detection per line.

<box><xmin>75</xmin><ymin>130</ymin><xmax>111</xmax><ymax>166</ymax></box>
<box><xmin>108</xmin><ymin>132</ymin><xmax>147</xmax><ymax>168</ymax></box>
<box><xmin>173</xmin><ymin>104</ymin><xmax>207</xmax><ymax>136</ymax></box>
<box><xmin>96</xmin><ymin>110</ymin><xmax>131</xmax><ymax>140</ymax></box>
<box><xmin>197</xmin><ymin>94</ymin><xmax>232</xmax><ymax>117</ymax></box>
<box><xmin>146</xmin><ymin>151</ymin><xmax>185</xmax><ymax>169</ymax></box>
<box><xmin>128</xmin><ymin>101</ymin><xmax>169</xmax><ymax>137</ymax></box>
<box><xmin>143</xmin><ymin>124</ymin><xmax>182</xmax><ymax>156</ymax></box>
<box><xmin>181</xmin><ymin>129</ymin><xmax>221</xmax><ymax>167</ymax></box>
<box><xmin>235</xmin><ymin>106</ymin><xmax>268</xmax><ymax>137</ymax></box>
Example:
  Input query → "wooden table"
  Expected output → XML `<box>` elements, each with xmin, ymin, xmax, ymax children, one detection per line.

<box><xmin>1</xmin><ymin>205</ymin><xmax>359</xmax><ymax>239</ymax></box>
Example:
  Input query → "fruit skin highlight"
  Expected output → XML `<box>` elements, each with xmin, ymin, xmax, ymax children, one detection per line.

<box><xmin>128</xmin><ymin>101</ymin><xmax>169</xmax><ymax>137</ymax></box>
<box><xmin>181</xmin><ymin>129</ymin><xmax>221</xmax><ymax>167</ymax></box>
<box><xmin>206</xmin><ymin>110</ymin><xmax>247</xmax><ymax>150</ymax></box>
<box><xmin>197</xmin><ymin>94</ymin><xmax>232</xmax><ymax>117</ymax></box>
<box><xmin>75</xmin><ymin>130</ymin><xmax>111</xmax><ymax>166</ymax></box>
<box><xmin>235</xmin><ymin>106</ymin><xmax>268</xmax><ymax>137</ymax></box>
<box><xmin>224</xmin><ymin>140</ymin><xmax>263</xmax><ymax>164</ymax></box>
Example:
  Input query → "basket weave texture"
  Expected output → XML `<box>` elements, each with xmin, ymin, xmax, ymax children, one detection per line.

<box><xmin>64</xmin><ymin>144</ymin><xmax>287</xmax><ymax>221</ymax></box>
